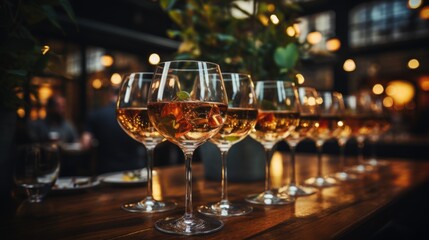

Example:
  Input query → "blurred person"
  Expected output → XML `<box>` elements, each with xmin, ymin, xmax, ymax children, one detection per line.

<box><xmin>27</xmin><ymin>94</ymin><xmax>79</xmax><ymax>144</ymax></box>
<box><xmin>80</xmin><ymin>87</ymin><xmax>146</xmax><ymax>174</ymax></box>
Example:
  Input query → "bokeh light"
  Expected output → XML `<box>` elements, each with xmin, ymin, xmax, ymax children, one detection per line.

<box><xmin>408</xmin><ymin>59</ymin><xmax>420</xmax><ymax>69</ymax></box>
<box><xmin>92</xmin><ymin>79</ymin><xmax>103</xmax><ymax>89</ymax></box>
<box><xmin>372</xmin><ymin>84</ymin><xmax>384</xmax><ymax>95</ymax></box>
<box><xmin>343</xmin><ymin>59</ymin><xmax>356</xmax><ymax>72</ymax></box>
<box><xmin>148</xmin><ymin>53</ymin><xmax>161</xmax><ymax>65</ymax></box>
<box><xmin>100</xmin><ymin>55</ymin><xmax>114</xmax><ymax>67</ymax></box>
<box><xmin>110</xmin><ymin>73</ymin><xmax>122</xmax><ymax>85</ymax></box>
<box><xmin>326</xmin><ymin>38</ymin><xmax>341</xmax><ymax>51</ymax></box>
<box><xmin>296</xmin><ymin>73</ymin><xmax>305</xmax><ymax>84</ymax></box>
<box><xmin>307</xmin><ymin>31</ymin><xmax>322</xmax><ymax>45</ymax></box>
<box><xmin>386</xmin><ymin>80</ymin><xmax>415</xmax><ymax>105</ymax></box>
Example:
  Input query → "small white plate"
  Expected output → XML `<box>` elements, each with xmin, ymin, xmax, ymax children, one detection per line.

<box><xmin>53</xmin><ymin>177</ymin><xmax>99</xmax><ymax>192</ymax></box>
<box><xmin>98</xmin><ymin>169</ymin><xmax>148</xmax><ymax>185</ymax></box>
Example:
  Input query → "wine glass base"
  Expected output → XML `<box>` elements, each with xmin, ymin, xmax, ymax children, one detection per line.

<box><xmin>347</xmin><ymin>164</ymin><xmax>375</xmax><ymax>174</ymax></box>
<box><xmin>364</xmin><ymin>159</ymin><xmax>389</xmax><ymax>167</ymax></box>
<box><xmin>27</xmin><ymin>195</ymin><xmax>45</xmax><ymax>203</ymax></box>
<box><xmin>304</xmin><ymin>176</ymin><xmax>337</xmax><ymax>188</ymax></box>
<box><xmin>278</xmin><ymin>184</ymin><xmax>317</xmax><ymax>197</ymax></box>
<box><xmin>121</xmin><ymin>199</ymin><xmax>177</xmax><ymax>213</ymax></box>
<box><xmin>155</xmin><ymin>214</ymin><xmax>224</xmax><ymax>235</ymax></box>
<box><xmin>197</xmin><ymin>201</ymin><xmax>253</xmax><ymax>217</ymax></box>
<box><xmin>245</xmin><ymin>191</ymin><xmax>295</xmax><ymax>205</ymax></box>
<box><xmin>332</xmin><ymin>171</ymin><xmax>358</xmax><ymax>182</ymax></box>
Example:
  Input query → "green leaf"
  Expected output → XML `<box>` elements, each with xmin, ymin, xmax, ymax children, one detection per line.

<box><xmin>176</xmin><ymin>91</ymin><xmax>190</xmax><ymax>101</ymax></box>
<box><xmin>6</xmin><ymin>70</ymin><xmax>28</xmax><ymax>77</ymax></box>
<box><xmin>167</xmin><ymin>30</ymin><xmax>182</xmax><ymax>39</ymax></box>
<box><xmin>41</xmin><ymin>5</ymin><xmax>62</xmax><ymax>30</ymax></box>
<box><xmin>58</xmin><ymin>0</ymin><xmax>77</xmax><ymax>23</ymax></box>
<box><xmin>160</xmin><ymin>0</ymin><xmax>177</xmax><ymax>10</ymax></box>
<box><xmin>168</xmin><ymin>10</ymin><xmax>184</xmax><ymax>27</ymax></box>
<box><xmin>215</xmin><ymin>34</ymin><xmax>235</xmax><ymax>43</ymax></box>
<box><xmin>274</xmin><ymin>43</ymin><xmax>299</xmax><ymax>70</ymax></box>
<box><xmin>260</xmin><ymin>100</ymin><xmax>277</xmax><ymax>110</ymax></box>
<box><xmin>175</xmin><ymin>53</ymin><xmax>194</xmax><ymax>60</ymax></box>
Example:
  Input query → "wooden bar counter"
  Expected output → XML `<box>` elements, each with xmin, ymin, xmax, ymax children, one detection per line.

<box><xmin>5</xmin><ymin>152</ymin><xmax>429</xmax><ymax>240</ymax></box>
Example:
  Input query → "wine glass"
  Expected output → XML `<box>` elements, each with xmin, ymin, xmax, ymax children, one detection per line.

<box><xmin>304</xmin><ymin>91</ymin><xmax>344</xmax><ymax>188</ymax></box>
<box><xmin>246</xmin><ymin>81</ymin><xmax>299</xmax><ymax>205</ymax></box>
<box><xmin>197</xmin><ymin>73</ymin><xmax>257</xmax><ymax>216</ymax></box>
<box><xmin>278</xmin><ymin>87</ymin><xmax>318</xmax><ymax>197</ymax></box>
<box><xmin>147</xmin><ymin>60</ymin><xmax>228</xmax><ymax>235</ymax></box>
<box><xmin>14</xmin><ymin>143</ymin><xmax>60</xmax><ymax>203</ymax></box>
<box><xmin>116</xmin><ymin>72</ymin><xmax>176</xmax><ymax>213</ymax></box>
<box><xmin>365</xmin><ymin>93</ymin><xmax>391</xmax><ymax>167</ymax></box>
<box><xmin>331</xmin><ymin>95</ymin><xmax>358</xmax><ymax>182</ymax></box>
<box><xmin>345</xmin><ymin>92</ymin><xmax>375</xmax><ymax>174</ymax></box>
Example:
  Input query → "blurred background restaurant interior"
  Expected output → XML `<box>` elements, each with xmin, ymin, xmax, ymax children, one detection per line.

<box><xmin>10</xmin><ymin>0</ymin><xmax>429</xmax><ymax>165</ymax></box>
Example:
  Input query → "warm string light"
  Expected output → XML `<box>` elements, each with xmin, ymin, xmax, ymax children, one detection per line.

<box><xmin>408</xmin><ymin>0</ymin><xmax>422</xmax><ymax>9</ymax></box>
<box><xmin>307</xmin><ymin>31</ymin><xmax>322</xmax><ymax>45</ymax></box>
<box><xmin>100</xmin><ymin>55</ymin><xmax>114</xmax><ymax>67</ymax></box>
<box><xmin>110</xmin><ymin>73</ymin><xmax>122</xmax><ymax>85</ymax></box>
<box><xmin>343</xmin><ymin>59</ymin><xmax>356</xmax><ymax>72</ymax></box>
<box><xmin>408</xmin><ymin>59</ymin><xmax>420</xmax><ymax>69</ymax></box>
<box><xmin>420</xmin><ymin>6</ymin><xmax>429</xmax><ymax>19</ymax></box>
<box><xmin>386</xmin><ymin>80</ymin><xmax>415</xmax><ymax>105</ymax></box>
<box><xmin>372</xmin><ymin>84</ymin><xmax>384</xmax><ymax>95</ymax></box>
<box><xmin>148</xmin><ymin>53</ymin><xmax>161</xmax><ymax>65</ymax></box>
<box><xmin>326</xmin><ymin>38</ymin><xmax>341</xmax><ymax>51</ymax></box>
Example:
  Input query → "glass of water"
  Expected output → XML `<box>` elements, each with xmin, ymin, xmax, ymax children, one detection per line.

<box><xmin>14</xmin><ymin>143</ymin><xmax>60</xmax><ymax>203</ymax></box>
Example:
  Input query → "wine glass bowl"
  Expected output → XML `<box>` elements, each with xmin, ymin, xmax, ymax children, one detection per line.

<box><xmin>147</xmin><ymin>60</ymin><xmax>228</xmax><ymax>235</ymax></box>
<box><xmin>279</xmin><ymin>87</ymin><xmax>319</xmax><ymax>197</ymax></box>
<box><xmin>246</xmin><ymin>81</ymin><xmax>299</xmax><ymax>205</ymax></box>
<box><xmin>343</xmin><ymin>92</ymin><xmax>376</xmax><ymax>174</ymax></box>
<box><xmin>14</xmin><ymin>143</ymin><xmax>60</xmax><ymax>203</ymax></box>
<box><xmin>304</xmin><ymin>91</ymin><xmax>345</xmax><ymax>188</ymax></box>
<box><xmin>331</xmin><ymin>95</ymin><xmax>358</xmax><ymax>182</ymax></box>
<box><xmin>365</xmin><ymin>93</ymin><xmax>391</xmax><ymax>167</ymax></box>
<box><xmin>116</xmin><ymin>72</ymin><xmax>177</xmax><ymax>213</ymax></box>
<box><xmin>197</xmin><ymin>73</ymin><xmax>257</xmax><ymax>217</ymax></box>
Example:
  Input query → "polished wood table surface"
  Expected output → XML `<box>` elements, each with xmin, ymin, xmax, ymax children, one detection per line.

<box><xmin>5</xmin><ymin>152</ymin><xmax>429</xmax><ymax>240</ymax></box>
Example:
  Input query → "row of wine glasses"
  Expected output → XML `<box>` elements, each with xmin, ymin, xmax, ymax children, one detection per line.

<box><xmin>114</xmin><ymin>60</ymin><xmax>392</xmax><ymax>236</ymax></box>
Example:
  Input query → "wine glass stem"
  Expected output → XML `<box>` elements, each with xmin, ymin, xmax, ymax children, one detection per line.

<box><xmin>184</xmin><ymin>151</ymin><xmax>193</xmax><ymax>218</ymax></box>
<box><xmin>264</xmin><ymin>148</ymin><xmax>273</xmax><ymax>191</ymax></box>
<box><xmin>339</xmin><ymin>142</ymin><xmax>346</xmax><ymax>170</ymax></box>
<box><xmin>146</xmin><ymin>146</ymin><xmax>154</xmax><ymax>199</ymax></box>
<box><xmin>370</xmin><ymin>139</ymin><xmax>376</xmax><ymax>159</ymax></box>
<box><xmin>220</xmin><ymin>149</ymin><xmax>229</xmax><ymax>202</ymax></box>
<box><xmin>316</xmin><ymin>143</ymin><xmax>323</xmax><ymax>177</ymax></box>
<box><xmin>357</xmin><ymin>139</ymin><xmax>365</xmax><ymax>164</ymax></box>
<box><xmin>289</xmin><ymin>146</ymin><xmax>297</xmax><ymax>185</ymax></box>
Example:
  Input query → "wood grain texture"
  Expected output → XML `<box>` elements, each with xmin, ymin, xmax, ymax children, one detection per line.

<box><xmin>5</xmin><ymin>152</ymin><xmax>429</xmax><ymax>240</ymax></box>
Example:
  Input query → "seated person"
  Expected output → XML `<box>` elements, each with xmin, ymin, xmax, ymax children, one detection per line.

<box><xmin>27</xmin><ymin>94</ymin><xmax>79</xmax><ymax>144</ymax></box>
<box><xmin>80</xmin><ymin>87</ymin><xmax>145</xmax><ymax>174</ymax></box>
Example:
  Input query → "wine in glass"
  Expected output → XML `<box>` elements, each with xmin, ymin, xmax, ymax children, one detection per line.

<box><xmin>279</xmin><ymin>87</ymin><xmax>319</xmax><ymax>197</ymax></box>
<box><xmin>198</xmin><ymin>73</ymin><xmax>257</xmax><ymax>216</ymax></box>
<box><xmin>344</xmin><ymin>92</ymin><xmax>375</xmax><ymax>173</ymax></box>
<box><xmin>246</xmin><ymin>81</ymin><xmax>299</xmax><ymax>205</ymax></box>
<box><xmin>116</xmin><ymin>72</ymin><xmax>177</xmax><ymax>213</ymax></box>
<box><xmin>14</xmin><ymin>143</ymin><xmax>60</xmax><ymax>203</ymax></box>
<box><xmin>331</xmin><ymin>95</ymin><xmax>358</xmax><ymax>182</ymax></box>
<box><xmin>365</xmin><ymin>94</ymin><xmax>391</xmax><ymax>167</ymax></box>
<box><xmin>304</xmin><ymin>91</ymin><xmax>344</xmax><ymax>188</ymax></box>
<box><xmin>147</xmin><ymin>60</ymin><xmax>228</xmax><ymax>235</ymax></box>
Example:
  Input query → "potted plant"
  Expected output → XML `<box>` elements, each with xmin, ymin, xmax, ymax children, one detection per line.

<box><xmin>160</xmin><ymin>0</ymin><xmax>304</xmax><ymax>181</ymax></box>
